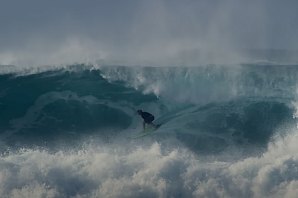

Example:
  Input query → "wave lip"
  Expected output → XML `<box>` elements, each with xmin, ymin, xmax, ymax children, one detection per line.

<box><xmin>0</xmin><ymin>64</ymin><xmax>297</xmax><ymax>151</ymax></box>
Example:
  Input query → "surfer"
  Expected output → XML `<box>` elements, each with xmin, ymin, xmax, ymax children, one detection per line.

<box><xmin>137</xmin><ymin>109</ymin><xmax>157</xmax><ymax>130</ymax></box>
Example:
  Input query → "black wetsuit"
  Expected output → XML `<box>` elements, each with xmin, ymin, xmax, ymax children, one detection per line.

<box><xmin>140</xmin><ymin>111</ymin><xmax>155</xmax><ymax>124</ymax></box>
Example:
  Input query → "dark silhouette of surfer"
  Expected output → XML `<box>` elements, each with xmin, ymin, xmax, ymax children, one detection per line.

<box><xmin>137</xmin><ymin>109</ymin><xmax>157</xmax><ymax>130</ymax></box>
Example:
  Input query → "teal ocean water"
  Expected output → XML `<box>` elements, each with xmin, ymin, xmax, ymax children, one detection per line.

<box><xmin>1</xmin><ymin>64</ymin><xmax>298</xmax><ymax>197</ymax></box>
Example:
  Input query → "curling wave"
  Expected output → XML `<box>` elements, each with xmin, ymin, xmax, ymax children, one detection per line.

<box><xmin>1</xmin><ymin>63</ymin><xmax>298</xmax><ymax>197</ymax></box>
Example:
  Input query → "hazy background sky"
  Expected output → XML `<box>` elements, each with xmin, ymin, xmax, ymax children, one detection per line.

<box><xmin>0</xmin><ymin>0</ymin><xmax>298</xmax><ymax>66</ymax></box>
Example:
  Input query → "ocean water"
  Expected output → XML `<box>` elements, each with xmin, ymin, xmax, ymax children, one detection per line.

<box><xmin>1</xmin><ymin>64</ymin><xmax>298</xmax><ymax>197</ymax></box>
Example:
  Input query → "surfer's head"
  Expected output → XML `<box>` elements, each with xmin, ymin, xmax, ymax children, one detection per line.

<box><xmin>137</xmin><ymin>109</ymin><xmax>142</xmax><ymax>115</ymax></box>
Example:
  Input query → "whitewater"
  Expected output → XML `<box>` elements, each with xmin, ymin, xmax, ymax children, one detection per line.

<box><xmin>1</xmin><ymin>63</ymin><xmax>298</xmax><ymax>198</ymax></box>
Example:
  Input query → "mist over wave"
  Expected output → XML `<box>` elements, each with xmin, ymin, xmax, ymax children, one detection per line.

<box><xmin>0</xmin><ymin>63</ymin><xmax>298</xmax><ymax>197</ymax></box>
<box><xmin>1</xmin><ymin>1</ymin><xmax>298</xmax><ymax>67</ymax></box>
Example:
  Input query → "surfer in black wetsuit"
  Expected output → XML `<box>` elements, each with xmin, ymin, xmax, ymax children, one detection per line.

<box><xmin>137</xmin><ymin>109</ymin><xmax>157</xmax><ymax>130</ymax></box>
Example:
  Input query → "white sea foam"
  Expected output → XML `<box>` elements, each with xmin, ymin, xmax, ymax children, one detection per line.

<box><xmin>1</xmin><ymin>128</ymin><xmax>298</xmax><ymax>198</ymax></box>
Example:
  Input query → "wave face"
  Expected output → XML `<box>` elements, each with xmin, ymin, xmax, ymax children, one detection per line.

<box><xmin>1</xmin><ymin>64</ymin><xmax>298</xmax><ymax>197</ymax></box>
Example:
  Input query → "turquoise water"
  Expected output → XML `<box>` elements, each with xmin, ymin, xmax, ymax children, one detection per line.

<box><xmin>1</xmin><ymin>64</ymin><xmax>298</xmax><ymax>197</ymax></box>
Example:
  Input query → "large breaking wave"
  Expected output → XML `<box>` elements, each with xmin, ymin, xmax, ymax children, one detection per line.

<box><xmin>1</xmin><ymin>64</ymin><xmax>298</xmax><ymax>197</ymax></box>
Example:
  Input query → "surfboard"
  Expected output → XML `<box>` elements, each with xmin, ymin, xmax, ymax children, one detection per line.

<box><xmin>131</xmin><ymin>124</ymin><xmax>161</xmax><ymax>139</ymax></box>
